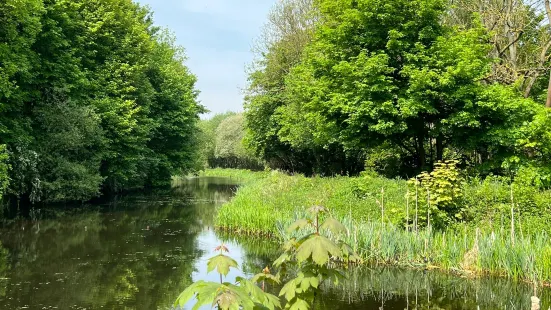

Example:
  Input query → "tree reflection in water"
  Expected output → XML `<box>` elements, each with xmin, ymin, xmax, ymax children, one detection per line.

<box><xmin>0</xmin><ymin>177</ymin><xmax>548</xmax><ymax>310</ymax></box>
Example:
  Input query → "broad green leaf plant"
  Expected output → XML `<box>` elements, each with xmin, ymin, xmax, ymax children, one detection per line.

<box><xmin>274</xmin><ymin>206</ymin><xmax>360</xmax><ymax>309</ymax></box>
<box><xmin>175</xmin><ymin>206</ymin><xmax>358</xmax><ymax>309</ymax></box>
<box><xmin>174</xmin><ymin>244</ymin><xmax>280</xmax><ymax>310</ymax></box>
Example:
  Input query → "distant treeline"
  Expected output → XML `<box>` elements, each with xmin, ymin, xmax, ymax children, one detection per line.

<box><xmin>243</xmin><ymin>0</ymin><xmax>551</xmax><ymax>184</ymax></box>
<box><xmin>0</xmin><ymin>0</ymin><xmax>202</xmax><ymax>203</ymax></box>
<box><xmin>197</xmin><ymin>113</ymin><xmax>263</xmax><ymax>171</ymax></box>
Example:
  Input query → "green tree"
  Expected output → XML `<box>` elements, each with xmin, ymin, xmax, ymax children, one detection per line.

<box><xmin>277</xmin><ymin>0</ymin><xmax>538</xmax><ymax>175</ymax></box>
<box><xmin>0</xmin><ymin>0</ymin><xmax>202</xmax><ymax>202</ymax></box>
<box><xmin>144</xmin><ymin>31</ymin><xmax>203</xmax><ymax>186</ymax></box>
<box><xmin>244</xmin><ymin>0</ymin><xmax>360</xmax><ymax>175</ymax></box>
<box><xmin>33</xmin><ymin>92</ymin><xmax>105</xmax><ymax>202</ymax></box>
<box><xmin>196</xmin><ymin>112</ymin><xmax>237</xmax><ymax>169</ymax></box>
<box><xmin>213</xmin><ymin>114</ymin><xmax>263</xmax><ymax>169</ymax></box>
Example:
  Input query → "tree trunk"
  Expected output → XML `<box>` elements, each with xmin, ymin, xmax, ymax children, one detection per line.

<box><xmin>505</xmin><ymin>0</ymin><xmax>517</xmax><ymax>71</ymax></box>
<box><xmin>436</xmin><ymin>134</ymin><xmax>444</xmax><ymax>161</ymax></box>
<box><xmin>417</xmin><ymin>134</ymin><xmax>426</xmax><ymax>171</ymax></box>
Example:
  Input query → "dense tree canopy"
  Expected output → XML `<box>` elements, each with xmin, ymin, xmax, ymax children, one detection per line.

<box><xmin>197</xmin><ymin>113</ymin><xmax>263</xmax><ymax>170</ymax></box>
<box><xmin>0</xmin><ymin>0</ymin><xmax>203</xmax><ymax>202</ymax></box>
<box><xmin>245</xmin><ymin>0</ymin><xmax>551</xmax><ymax>182</ymax></box>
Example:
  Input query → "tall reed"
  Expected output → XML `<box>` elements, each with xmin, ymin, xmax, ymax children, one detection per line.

<box><xmin>212</xmin><ymin>169</ymin><xmax>551</xmax><ymax>284</ymax></box>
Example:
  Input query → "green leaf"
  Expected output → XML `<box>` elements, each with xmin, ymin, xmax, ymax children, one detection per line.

<box><xmin>296</xmin><ymin>235</ymin><xmax>342</xmax><ymax>265</ymax></box>
<box><xmin>287</xmin><ymin>219</ymin><xmax>310</xmax><ymax>233</ymax></box>
<box><xmin>251</xmin><ymin>273</ymin><xmax>281</xmax><ymax>285</ymax></box>
<box><xmin>237</xmin><ymin>278</ymin><xmax>282</xmax><ymax>310</ymax></box>
<box><xmin>273</xmin><ymin>252</ymin><xmax>292</xmax><ymax>267</ymax></box>
<box><xmin>213</xmin><ymin>289</ymin><xmax>240</xmax><ymax>310</ymax></box>
<box><xmin>207</xmin><ymin>254</ymin><xmax>238</xmax><ymax>276</ymax></box>
<box><xmin>174</xmin><ymin>281</ymin><xmax>221</xmax><ymax>309</ymax></box>
<box><xmin>279</xmin><ymin>278</ymin><xmax>297</xmax><ymax>301</ymax></box>
<box><xmin>288</xmin><ymin>297</ymin><xmax>310</xmax><ymax>310</ymax></box>
<box><xmin>283</xmin><ymin>239</ymin><xmax>298</xmax><ymax>252</ymax></box>
<box><xmin>310</xmin><ymin>276</ymin><xmax>319</xmax><ymax>289</ymax></box>
<box><xmin>321</xmin><ymin>217</ymin><xmax>347</xmax><ymax>234</ymax></box>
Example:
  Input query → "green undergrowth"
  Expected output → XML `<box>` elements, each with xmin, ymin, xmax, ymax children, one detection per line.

<box><xmin>213</xmin><ymin>169</ymin><xmax>551</xmax><ymax>284</ymax></box>
<box><xmin>198</xmin><ymin>168</ymin><xmax>269</xmax><ymax>183</ymax></box>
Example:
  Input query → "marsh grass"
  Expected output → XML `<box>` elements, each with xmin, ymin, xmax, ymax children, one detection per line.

<box><xmin>213</xmin><ymin>169</ymin><xmax>551</xmax><ymax>284</ymax></box>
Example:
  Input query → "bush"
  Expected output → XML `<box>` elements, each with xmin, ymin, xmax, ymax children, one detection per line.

<box><xmin>410</xmin><ymin>160</ymin><xmax>464</xmax><ymax>228</ymax></box>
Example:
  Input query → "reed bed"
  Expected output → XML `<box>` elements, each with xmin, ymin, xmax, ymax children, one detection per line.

<box><xmin>213</xmin><ymin>169</ymin><xmax>551</xmax><ymax>285</ymax></box>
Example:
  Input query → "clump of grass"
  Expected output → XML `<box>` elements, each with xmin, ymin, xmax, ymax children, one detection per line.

<box><xmin>213</xmin><ymin>169</ymin><xmax>551</xmax><ymax>284</ymax></box>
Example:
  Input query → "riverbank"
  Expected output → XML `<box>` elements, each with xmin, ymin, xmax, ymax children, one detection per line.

<box><xmin>212</xmin><ymin>169</ymin><xmax>551</xmax><ymax>285</ymax></box>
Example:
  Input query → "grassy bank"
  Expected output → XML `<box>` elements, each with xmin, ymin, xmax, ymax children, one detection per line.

<box><xmin>198</xmin><ymin>168</ymin><xmax>268</xmax><ymax>183</ymax></box>
<box><xmin>213</xmin><ymin>169</ymin><xmax>551</xmax><ymax>285</ymax></box>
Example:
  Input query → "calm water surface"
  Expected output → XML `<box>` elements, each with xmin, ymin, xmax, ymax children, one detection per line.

<box><xmin>0</xmin><ymin>177</ymin><xmax>548</xmax><ymax>309</ymax></box>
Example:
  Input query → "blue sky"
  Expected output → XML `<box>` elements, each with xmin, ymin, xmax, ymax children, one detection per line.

<box><xmin>135</xmin><ymin>0</ymin><xmax>275</xmax><ymax>117</ymax></box>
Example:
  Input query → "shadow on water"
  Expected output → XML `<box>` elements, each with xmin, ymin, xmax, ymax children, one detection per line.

<box><xmin>0</xmin><ymin>176</ymin><xmax>547</xmax><ymax>309</ymax></box>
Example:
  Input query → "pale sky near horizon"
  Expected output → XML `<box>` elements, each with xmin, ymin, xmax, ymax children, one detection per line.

<box><xmin>134</xmin><ymin>0</ymin><xmax>275</xmax><ymax>118</ymax></box>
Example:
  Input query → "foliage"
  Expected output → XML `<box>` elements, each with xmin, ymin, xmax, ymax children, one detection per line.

<box><xmin>197</xmin><ymin>113</ymin><xmax>264</xmax><ymax>170</ymax></box>
<box><xmin>0</xmin><ymin>0</ymin><xmax>202</xmax><ymax>202</ymax></box>
<box><xmin>213</xmin><ymin>168</ymin><xmax>551</xmax><ymax>284</ymax></box>
<box><xmin>178</xmin><ymin>206</ymin><xmax>357</xmax><ymax>310</ymax></box>
<box><xmin>0</xmin><ymin>145</ymin><xmax>8</xmax><ymax>200</ymax></box>
<box><xmin>245</xmin><ymin>0</ymin><xmax>548</xmax><ymax>181</ymax></box>
<box><xmin>277</xmin><ymin>0</ymin><xmax>538</xmax><ymax>175</ymax></box>
<box><xmin>196</xmin><ymin>112</ymin><xmax>237</xmax><ymax>169</ymax></box>
<box><xmin>174</xmin><ymin>244</ymin><xmax>281</xmax><ymax>310</ymax></box>
<box><xmin>507</xmin><ymin>106</ymin><xmax>551</xmax><ymax>188</ymax></box>
<box><xmin>410</xmin><ymin>160</ymin><xmax>464</xmax><ymax>228</ymax></box>
<box><xmin>213</xmin><ymin>114</ymin><xmax>263</xmax><ymax>169</ymax></box>
<box><xmin>244</xmin><ymin>0</ymin><xmax>364</xmax><ymax>176</ymax></box>
<box><xmin>275</xmin><ymin>206</ymin><xmax>359</xmax><ymax>309</ymax></box>
<box><xmin>446</xmin><ymin>0</ymin><xmax>551</xmax><ymax>99</ymax></box>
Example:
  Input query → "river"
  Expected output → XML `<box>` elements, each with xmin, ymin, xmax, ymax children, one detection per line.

<box><xmin>0</xmin><ymin>177</ymin><xmax>548</xmax><ymax>309</ymax></box>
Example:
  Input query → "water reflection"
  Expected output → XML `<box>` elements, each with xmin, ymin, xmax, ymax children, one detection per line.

<box><xmin>221</xmin><ymin>234</ymin><xmax>551</xmax><ymax>310</ymax></box>
<box><xmin>0</xmin><ymin>177</ymin><xmax>236</xmax><ymax>310</ymax></box>
<box><xmin>0</xmin><ymin>177</ymin><xmax>547</xmax><ymax>310</ymax></box>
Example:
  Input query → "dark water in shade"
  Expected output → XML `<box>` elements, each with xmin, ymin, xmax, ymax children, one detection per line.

<box><xmin>0</xmin><ymin>177</ymin><xmax>547</xmax><ymax>310</ymax></box>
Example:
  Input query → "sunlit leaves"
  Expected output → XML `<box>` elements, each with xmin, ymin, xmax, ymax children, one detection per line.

<box><xmin>177</xmin><ymin>245</ymin><xmax>283</xmax><ymax>310</ymax></box>
<box><xmin>251</xmin><ymin>273</ymin><xmax>280</xmax><ymax>285</ymax></box>
<box><xmin>0</xmin><ymin>0</ymin><xmax>202</xmax><ymax>201</ymax></box>
<box><xmin>276</xmin><ymin>206</ymin><xmax>359</xmax><ymax>309</ymax></box>
<box><xmin>237</xmin><ymin>277</ymin><xmax>281</xmax><ymax>310</ymax></box>
<box><xmin>321</xmin><ymin>217</ymin><xmax>347</xmax><ymax>234</ymax></box>
<box><xmin>176</xmin><ymin>210</ymin><xmax>358</xmax><ymax>310</ymax></box>
<box><xmin>288</xmin><ymin>298</ymin><xmax>310</xmax><ymax>310</ymax></box>
<box><xmin>279</xmin><ymin>278</ymin><xmax>298</xmax><ymax>301</ymax></box>
<box><xmin>296</xmin><ymin>235</ymin><xmax>342</xmax><ymax>265</ymax></box>
<box><xmin>287</xmin><ymin>219</ymin><xmax>310</xmax><ymax>233</ymax></box>
<box><xmin>207</xmin><ymin>254</ymin><xmax>238</xmax><ymax>276</ymax></box>
<box><xmin>174</xmin><ymin>281</ymin><xmax>220</xmax><ymax>309</ymax></box>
